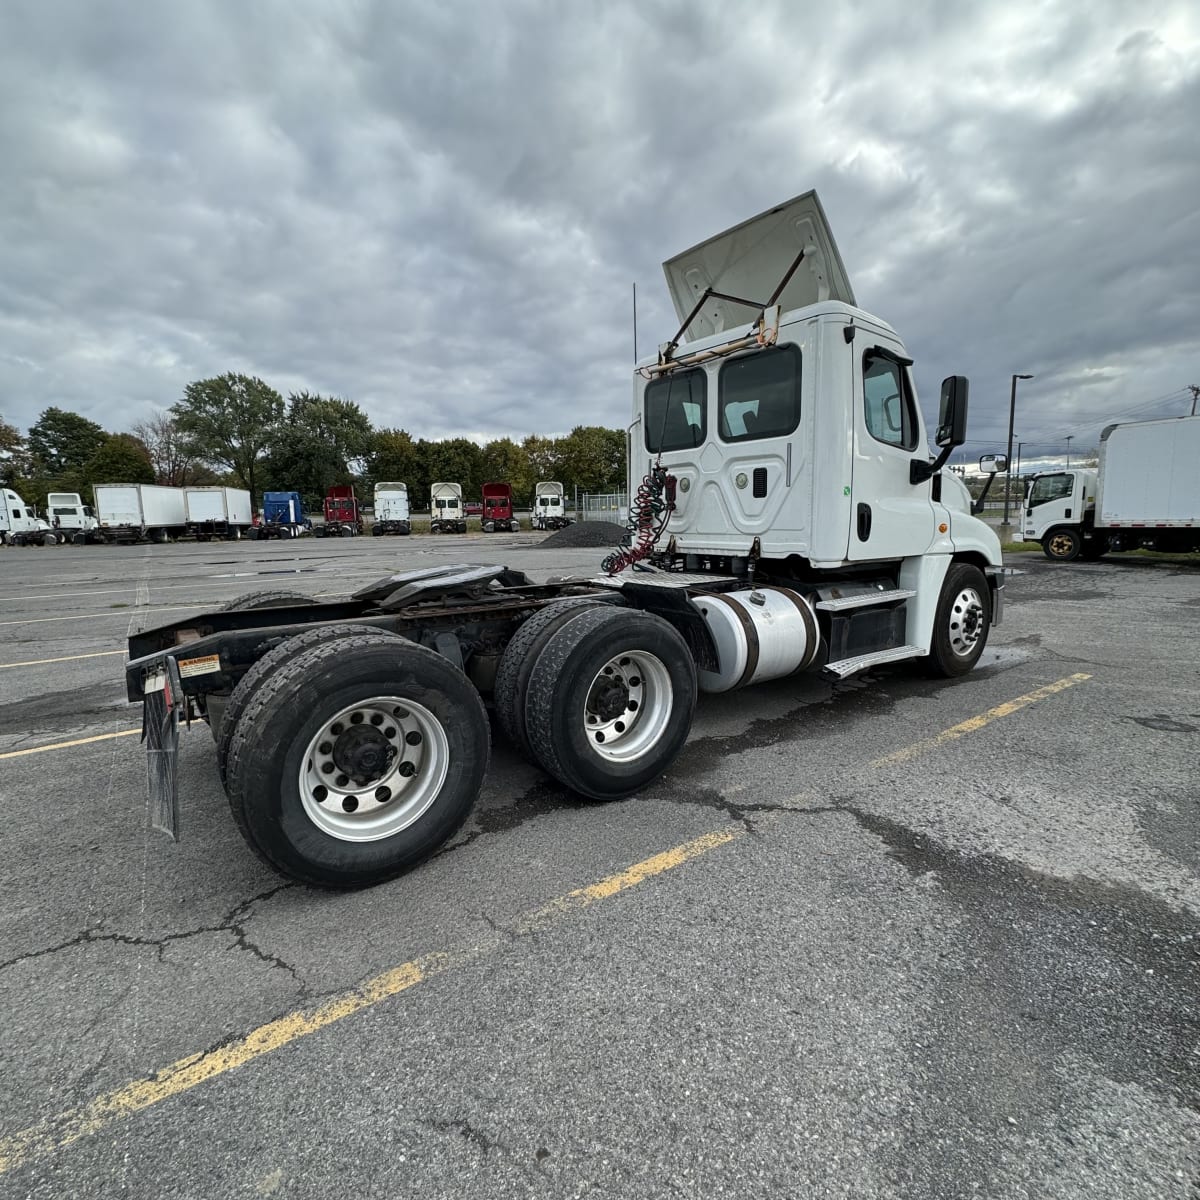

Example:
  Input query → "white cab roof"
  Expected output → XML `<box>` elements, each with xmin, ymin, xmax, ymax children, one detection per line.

<box><xmin>662</xmin><ymin>190</ymin><xmax>855</xmax><ymax>343</ymax></box>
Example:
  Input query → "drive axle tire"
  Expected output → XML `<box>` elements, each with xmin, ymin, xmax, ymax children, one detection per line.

<box><xmin>1044</xmin><ymin>527</ymin><xmax>1082</xmax><ymax>561</ymax></box>
<box><xmin>222</xmin><ymin>589</ymin><xmax>317</xmax><ymax>612</ymax></box>
<box><xmin>215</xmin><ymin>623</ymin><xmax>401</xmax><ymax>785</ymax></box>
<box><xmin>524</xmin><ymin>607</ymin><xmax>696</xmax><ymax>800</ymax></box>
<box><xmin>925</xmin><ymin>563</ymin><xmax>991</xmax><ymax>678</ymax></box>
<box><xmin>225</xmin><ymin>635</ymin><xmax>489</xmax><ymax>888</ymax></box>
<box><xmin>494</xmin><ymin>597</ymin><xmax>619</xmax><ymax>760</ymax></box>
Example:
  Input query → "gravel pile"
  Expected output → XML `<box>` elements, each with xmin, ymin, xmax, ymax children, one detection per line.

<box><xmin>537</xmin><ymin>521</ymin><xmax>628</xmax><ymax>549</ymax></box>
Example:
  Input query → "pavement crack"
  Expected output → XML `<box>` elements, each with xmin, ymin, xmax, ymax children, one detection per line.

<box><xmin>666</xmin><ymin>785</ymin><xmax>842</xmax><ymax>832</ymax></box>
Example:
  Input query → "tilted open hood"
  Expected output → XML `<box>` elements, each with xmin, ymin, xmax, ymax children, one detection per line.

<box><xmin>662</xmin><ymin>190</ymin><xmax>855</xmax><ymax>343</ymax></box>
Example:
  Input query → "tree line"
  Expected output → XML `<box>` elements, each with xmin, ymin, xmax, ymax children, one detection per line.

<box><xmin>0</xmin><ymin>373</ymin><xmax>627</xmax><ymax>512</ymax></box>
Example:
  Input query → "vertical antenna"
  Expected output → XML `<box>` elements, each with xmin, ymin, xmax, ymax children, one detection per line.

<box><xmin>632</xmin><ymin>282</ymin><xmax>638</xmax><ymax>364</ymax></box>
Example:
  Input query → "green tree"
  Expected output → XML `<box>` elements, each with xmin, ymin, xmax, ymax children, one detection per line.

<box><xmin>480</xmin><ymin>437</ymin><xmax>532</xmax><ymax>502</ymax></box>
<box><xmin>522</xmin><ymin>434</ymin><xmax>563</xmax><ymax>485</ymax></box>
<box><xmin>261</xmin><ymin>392</ymin><xmax>375</xmax><ymax>510</ymax></box>
<box><xmin>366</xmin><ymin>428</ymin><xmax>424</xmax><ymax>506</ymax></box>
<box><xmin>83</xmin><ymin>433</ymin><xmax>155</xmax><ymax>489</ymax></box>
<box><xmin>423</xmin><ymin>437</ymin><xmax>484</xmax><ymax>502</ymax></box>
<box><xmin>0</xmin><ymin>413</ymin><xmax>29</xmax><ymax>488</ymax></box>
<box><xmin>27</xmin><ymin>407</ymin><xmax>107</xmax><ymax>477</ymax></box>
<box><xmin>171</xmin><ymin>373</ymin><xmax>283</xmax><ymax>498</ymax></box>
<box><xmin>556</xmin><ymin>426</ymin><xmax>627</xmax><ymax>494</ymax></box>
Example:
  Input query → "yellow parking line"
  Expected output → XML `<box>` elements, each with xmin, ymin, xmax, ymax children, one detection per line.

<box><xmin>0</xmin><ymin>729</ymin><xmax>141</xmax><ymax>761</ymax></box>
<box><xmin>0</xmin><ymin>673</ymin><xmax>1090</xmax><ymax>1173</ymax></box>
<box><xmin>869</xmin><ymin>673</ymin><xmax>1091</xmax><ymax>768</ymax></box>
<box><xmin>0</xmin><ymin>829</ymin><xmax>739</xmax><ymax>1175</ymax></box>
<box><xmin>0</xmin><ymin>650</ymin><xmax>126</xmax><ymax>670</ymax></box>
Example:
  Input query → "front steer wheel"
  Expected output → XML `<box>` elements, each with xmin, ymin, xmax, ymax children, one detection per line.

<box><xmin>924</xmin><ymin>563</ymin><xmax>991</xmax><ymax>678</ymax></box>
<box><xmin>524</xmin><ymin>607</ymin><xmax>697</xmax><ymax>800</ymax></box>
<box><xmin>224</xmin><ymin>635</ymin><xmax>489</xmax><ymax>888</ymax></box>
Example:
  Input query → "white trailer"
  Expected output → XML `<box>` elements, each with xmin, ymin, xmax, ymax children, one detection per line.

<box><xmin>1021</xmin><ymin>414</ymin><xmax>1200</xmax><ymax>559</ymax></box>
<box><xmin>46</xmin><ymin>492</ymin><xmax>100</xmax><ymax>543</ymax></box>
<box><xmin>430</xmin><ymin>482</ymin><xmax>467</xmax><ymax>534</ymax></box>
<box><xmin>184</xmin><ymin>486</ymin><xmax>253</xmax><ymax>540</ymax></box>
<box><xmin>95</xmin><ymin>484</ymin><xmax>188</xmax><ymax>543</ymax></box>
<box><xmin>371</xmin><ymin>482</ymin><xmax>411</xmax><ymax>536</ymax></box>
<box><xmin>532</xmin><ymin>481</ymin><xmax>571</xmax><ymax>530</ymax></box>
<box><xmin>0</xmin><ymin>488</ymin><xmax>57</xmax><ymax>546</ymax></box>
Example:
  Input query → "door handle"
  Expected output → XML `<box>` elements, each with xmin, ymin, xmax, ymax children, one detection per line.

<box><xmin>857</xmin><ymin>503</ymin><xmax>872</xmax><ymax>542</ymax></box>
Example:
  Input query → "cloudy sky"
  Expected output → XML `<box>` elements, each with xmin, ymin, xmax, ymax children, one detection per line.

<box><xmin>1</xmin><ymin>0</ymin><xmax>1197</xmax><ymax>467</ymax></box>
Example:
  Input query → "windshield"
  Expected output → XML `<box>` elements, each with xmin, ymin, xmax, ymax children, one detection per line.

<box><xmin>1029</xmin><ymin>473</ymin><xmax>1074</xmax><ymax>506</ymax></box>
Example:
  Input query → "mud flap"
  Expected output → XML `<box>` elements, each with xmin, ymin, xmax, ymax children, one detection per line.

<box><xmin>142</xmin><ymin>657</ymin><xmax>182</xmax><ymax>840</ymax></box>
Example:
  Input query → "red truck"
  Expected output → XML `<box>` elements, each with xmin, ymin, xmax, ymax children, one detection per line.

<box><xmin>315</xmin><ymin>484</ymin><xmax>363</xmax><ymax>537</ymax></box>
<box><xmin>481</xmin><ymin>481</ymin><xmax>520</xmax><ymax>532</ymax></box>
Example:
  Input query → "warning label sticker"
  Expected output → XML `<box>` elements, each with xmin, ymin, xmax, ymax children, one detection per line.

<box><xmin>178</xmin><ymin>654</ymin><xmax>222</xmax><ymax>678</ymax></box>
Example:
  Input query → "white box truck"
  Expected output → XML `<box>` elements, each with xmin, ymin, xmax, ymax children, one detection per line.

<box><xmin>430</xmin><ymin>482</ymin><xmax>467</xmax><ymax>534</ymax></box>
<box><xmin>46</xmin><ymin>492</ymin><xmax>100</xmax><ymax>543</ymax></box>
<box><xmin>95</xmin><ymin>484</ymin><xmax>188</xmax><ymax>543</ymax></box>
<box><xmin>0</xmin><ymin>488</ymin><xmax>57</xmax><ymax>546</ymax></box>
<box><xmin>533</xmin><ymin>481</ymin><xmax>571</xmax><ymax>530</ymax></box>
<box><xmin>371</xmin><ymin>482</ymin><xmax>411</xmax><ymax>536</ymax></box>
<box><xmin>184</xmin><ymin>486</ymin><xmax>253</xmax><ymax>540</ymax></box>
<box><xmin>1021</xmin><ymin>414</ymin><xmax>1200</xmax><ymax>559</ymax></box>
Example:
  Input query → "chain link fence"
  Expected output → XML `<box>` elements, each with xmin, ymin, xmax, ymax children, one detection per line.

<box><xmin>579</xmin><ymin>490</ymin><xmax>628</xmax><ymax>525</ymax></box>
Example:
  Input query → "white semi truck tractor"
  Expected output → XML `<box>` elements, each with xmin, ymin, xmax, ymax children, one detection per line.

<box><xmin>46</xmin><ymin>492</ymin><xmax>100</xmax><ymax>543</ymax></box>
<box><xmin>126</xmin><ymin>191</ymin><xmax>1003</xmax><ymax>889</ymax></box>
<box><xmin>533</xmin><ymin>481</ymin><xmax>571</xmax><ymax>530</ymax></box>
<box><xmin>1022</xmin><ymin>414</ymin><xmax>1200</xmax><ymax>560</ymax></box>
<box><xmin>430</xmin><ymin>482</ymin><xmax>467</xmax><ymax>534</ymax></box>
<box><xmin>372</xmin><ymin>482</ymin><xmax>412</xmax><ymax>536</ymax></box>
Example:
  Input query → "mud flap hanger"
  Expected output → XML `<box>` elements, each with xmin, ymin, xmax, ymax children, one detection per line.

<box><xmin>141</xmin><ymin>655</ymin><xmax>183</xmax><ymax>841</ymax></box>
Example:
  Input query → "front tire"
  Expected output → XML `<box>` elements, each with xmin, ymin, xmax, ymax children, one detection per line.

<box><xmin>524</xmin><ymin>607</ymin><xmax>697</xmax><ymax>800</ymax></box>
<box><xmin>1044</xmin><ymin>527</ymin><xmax>1082</xmax><ymax>561</ymax></box>
<box><xmin>925</xmin><ymin>563</ymin><xmax>991</xmax><ymax>678</ymax></box>
<box><xmin>225</xmin><ymin>636</ymin><xmax>489</xmax><ymax>887</ymax></box>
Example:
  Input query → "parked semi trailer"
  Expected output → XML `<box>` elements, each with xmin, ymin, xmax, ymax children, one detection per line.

<box><xmin>126</xmin><ymin>190</ymin><xmax>1003</xmax><ymax>889</ymax></box>
<box><xmin>482</xmin><ymin>481</ymin><xmax>521</xmax><ymax>532</ymax></box>
<box><xmin>185</xmin><ymin>486</ymin><xmax>253</xmax><ymax>540</ymax></box>
<box><xmin>0</xmin><ymin>489</ymin><xmax>56</xmax><ymax>545</ymax></box>
<box><xmin>430</xmin><ymin>482</ymin><xmax>467</xmax><ymax>533</ymax></box>
<box><xmin>95</xmin><ymin>484</ymin><xmax>187</xmax><ymax>543</ymax></box>
<box><xmin>1022</xmin><ymin>414</ymin><xmax>1200</xmax><ymax>560</ymax></box>
<box><xmin>372</xmin><ymin>482</ymin><xmax>411</xmax><ymax>536</ymax></box>
<box><xmin>533</xmin><ymin>481</ymin><xmax>572</xmax><ymax>530</ymax></box>
<box><xmin>251</xmin><ymin>491</ymin><xmax>310</xmax><ymax>539</ymax></box>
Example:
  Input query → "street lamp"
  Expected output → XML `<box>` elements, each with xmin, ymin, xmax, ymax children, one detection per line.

<box><xmin>1065</xmin><ymin>435</ymin><xmax>1073</xmax><ymax>467</ymax></box>
<box><xmin>1002</xmin><ymin>374</ymin><xmax>1034</xmax><ymax>537</ymax></box>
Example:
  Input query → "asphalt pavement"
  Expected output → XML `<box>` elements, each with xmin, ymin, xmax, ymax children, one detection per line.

<box><xmin>0</xmin><ymin>534</ymin><xmax>1196</xmax><ymax>1198</ymax></box>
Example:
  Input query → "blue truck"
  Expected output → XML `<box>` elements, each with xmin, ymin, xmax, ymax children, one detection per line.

<box><xmin>249</xmin><ymin>491</ymin><xmax>311</xmax><ymax>540</ymax></box>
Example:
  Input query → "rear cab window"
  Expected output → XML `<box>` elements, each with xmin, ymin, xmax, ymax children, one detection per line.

<box><xmin>645</xmin><ymin>369</ymin><xmax>706</xmax><ymax>452</ymax></box>
<box><xmin>718</xmin><ymin>345</ymin><xmax>802</xmax><ymax>441</ymax></box>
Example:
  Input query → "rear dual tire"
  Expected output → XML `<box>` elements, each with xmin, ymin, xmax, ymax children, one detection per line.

<box><xmin>225</xmin><ymin>636</ymin><xmax>489</xmax><ymax>888</ymax></box>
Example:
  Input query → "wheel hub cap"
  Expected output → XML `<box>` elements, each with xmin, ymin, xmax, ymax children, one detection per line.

<box><xmin>582</xmin><ymin>650</ymin><xmax>674</xmax><ymax>764</ymax></box>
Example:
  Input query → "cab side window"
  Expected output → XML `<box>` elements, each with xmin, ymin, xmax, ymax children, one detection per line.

<box><xmin>863</xmin><ymin>352</ymin><xmax>917</xmax><ymax>451</ymax></box>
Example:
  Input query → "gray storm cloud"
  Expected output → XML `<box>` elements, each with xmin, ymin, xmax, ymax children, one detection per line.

<box><xmin>1</xmin><ymin>0</ymin><xmax>1196</xmax><ymax>461</ymax></box>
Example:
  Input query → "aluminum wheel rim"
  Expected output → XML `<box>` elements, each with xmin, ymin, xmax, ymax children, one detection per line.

<box><xmin>948</xmin><ymin>587</ymin><xmax>985</xmax><ymax>658</ymax></box>
<box><xmin>298</xmin><ymin>696</ymin><xmax>449</xmax><ymax>842</ymax></box>
<box><xmin>583</xmin><ymin>650</ymin><xmax>673</xmax><ymax>763</ymax></box>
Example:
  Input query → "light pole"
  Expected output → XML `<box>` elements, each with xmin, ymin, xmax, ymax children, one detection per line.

<box><xmin>1001</xmin><ymin>374</ymin><xmax>1034</xmax><ymax>539</ymax></box>
<box><xmin>1065</xmin><ymin>435</ymin><xmax>1073</xmax><ymax>467</ymax></box>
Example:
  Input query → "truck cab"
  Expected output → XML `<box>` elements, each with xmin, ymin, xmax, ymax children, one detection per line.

<box><xmin>482</xmin><ymin>482</ymin><xmax>519</xmax><ymax>532</ymax></box>
<box><xmin>318</xmin><ymin>486</ymin><xmax>362</xmax><ymax>538</ymax></box>
<box><xmin>1021</xmin><ymin>469</ymin><xmax>1101</xmax><ymax>560</ymax></box>
<box><xmin>47</xmin><ymin>492</ymin><xmax>99</xmax><ymax>541</ymax></box>
<box><xmin>533</xmin><ymin>482</ymin><xmax>570</xmax><ymax>530</ymax></box>
<box><xmin>1</xmin><ymin>488</ymin><xmax>56</xmax><ymax>546</ymax></box>
<box><xmin>430</xmin><ymin>482</ymin><xmax>468</xmax><ymax>534</ymax></box>
<box><xmin>372</xmin><ymin>482</ymin><xmax>412</xmax><ymax>536</ymax></box>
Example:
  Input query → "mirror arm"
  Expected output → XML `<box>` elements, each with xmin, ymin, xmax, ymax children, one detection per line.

<box><xmin>970</xmin><ymin>471</ymin><xmax>999</xmax><ymax>515</ymax></box>
<box><xmin>910</xmin><ymin>444</ymin><xmax>954</xmax><ymax>485</ymax></box>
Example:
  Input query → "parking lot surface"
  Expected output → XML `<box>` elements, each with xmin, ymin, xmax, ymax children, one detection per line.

<box><xmin>0</xmin><ymin>535</ymin><xmax>1197</xmax><ymax>1198</ymax></box>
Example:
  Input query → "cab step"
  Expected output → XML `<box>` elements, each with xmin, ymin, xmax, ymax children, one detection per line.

<box><xmin>822</xmin><ymin>644</ymin><xmax>924</xmax><ymax>680</ymax></box>
<box><xmin>815</xmin><ymin>588</ymin><xmax>916</xmax><ymax>611</ymax></box>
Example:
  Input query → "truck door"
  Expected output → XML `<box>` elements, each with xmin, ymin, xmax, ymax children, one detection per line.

<box><xmin>847</xmin><ymin>346</ymin><xmax>936</xmax><ymax>561</ymax></box>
